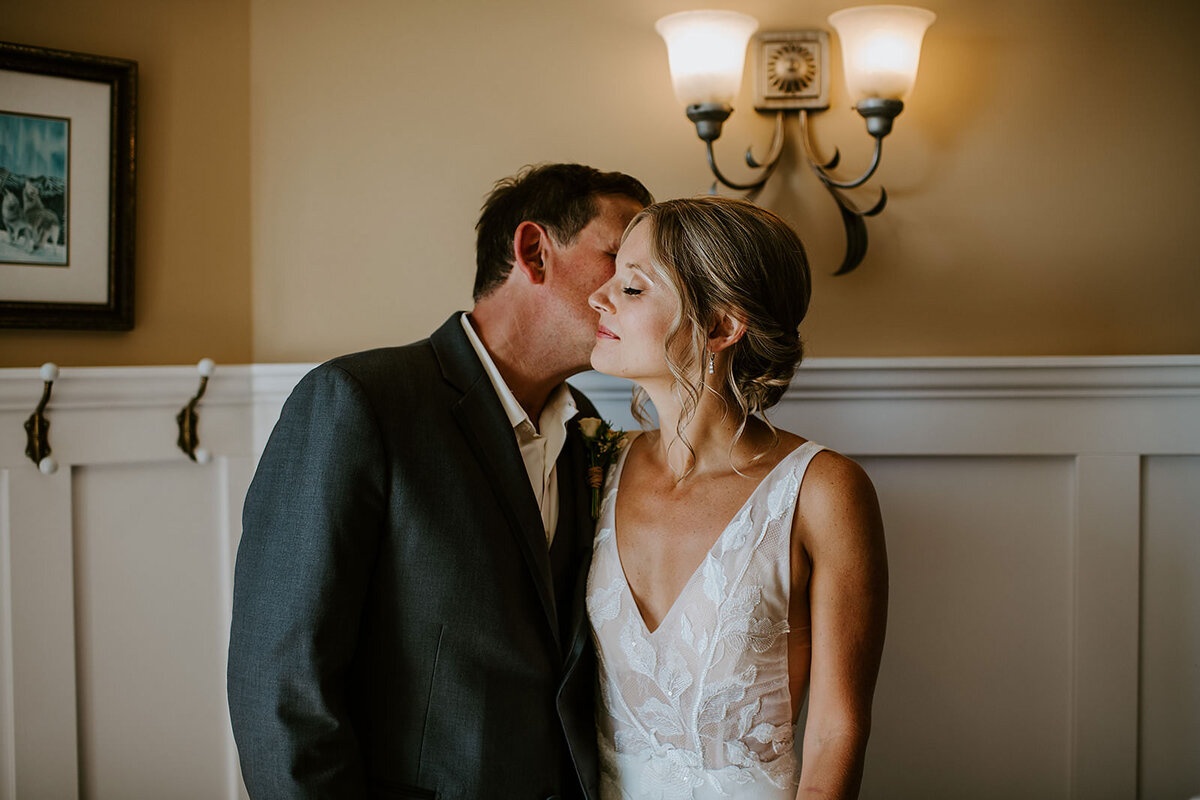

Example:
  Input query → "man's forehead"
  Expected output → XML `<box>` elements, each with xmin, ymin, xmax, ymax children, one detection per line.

<box><xmin>583</xmin><ymin>196</ymin><xmax>641</xmax><ymax>236</ymax></box>
<box><xmin>595</xmin><ymin>192</ymin><xmax>645</xmax><ymax>214</ymax></box>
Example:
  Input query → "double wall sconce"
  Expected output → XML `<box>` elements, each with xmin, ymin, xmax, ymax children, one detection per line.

<box><xmin>656</xmin><ymin>5</ymin><xmax>935</xmax><ymax>274</ymax></box>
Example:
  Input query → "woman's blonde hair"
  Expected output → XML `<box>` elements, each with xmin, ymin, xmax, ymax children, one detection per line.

<box><xmin>626</xmin><ymin>196</ymin><xmax>812</xmax><ymax>470</ymax></box>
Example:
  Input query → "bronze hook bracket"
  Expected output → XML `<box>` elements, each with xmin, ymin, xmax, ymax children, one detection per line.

<box><xmin>176</xmin><ymin>359</ymin><xmax>215</xmax><ymax>463</ymax></box>
<box><xmin>24</xmin><ymin>363</ymin><xmax>59</xmax><ymax>473</ymax></box>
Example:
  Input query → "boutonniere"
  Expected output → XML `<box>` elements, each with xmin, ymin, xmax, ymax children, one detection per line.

<box><xmin>578</xmin><ymin>417</ymin><xmax>626</xmax><ymax>520</ymax></box>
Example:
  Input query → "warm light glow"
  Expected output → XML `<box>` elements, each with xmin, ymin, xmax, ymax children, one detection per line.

<box><xmin>828</xmin><ymin>5</ymin><xmax>935</xmax><ymax>102</ymax></box>
<box><xmin>655</xmin><ymin>10</ymin><xmax>759</xmax><ymax>107</ymax></box>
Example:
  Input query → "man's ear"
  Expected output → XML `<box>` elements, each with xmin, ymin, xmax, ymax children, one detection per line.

<box><xmin>708</xmin><ymin>311</ymin><xmax>747</xmax><ymax>354</ymax></box>
<box><xmin>512</xmin><ymin>221</ymin><xmax>549</xmax><ymax>285</ymax></box>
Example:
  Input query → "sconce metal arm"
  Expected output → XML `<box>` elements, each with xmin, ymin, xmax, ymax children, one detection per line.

<box><xmin>799</xmin><ymin>109</ymin><xmax>885</xmax><ymax>190</ymax></box>
<box><xmin>744</xmin><ymin>110</ymin><xmax>786</xmax><ymax>170</ymax></box>
<box><xmin>700</xmin><ymin>110</ymin><xmax>787</xmax><ymax>192</ymax></box>
<box><xmin>823</xmin><ymin>182</ymin><xmax>888</xmax><ymax>276</ymax></box>
<box><xmin>797</xmin><ymin>110</ymin><xmax>891</xmax><ymax>275</ymax></box>
<box><xmin>688</xmin><ymin>99</ymin><xmax>904</xmax><ymax>274</ymax></box>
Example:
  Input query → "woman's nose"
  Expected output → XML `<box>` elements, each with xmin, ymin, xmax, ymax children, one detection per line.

<box><xmin>589</xmin><ymin>283</ymin><xmax>615</xmax><ymax>314</ymax></box>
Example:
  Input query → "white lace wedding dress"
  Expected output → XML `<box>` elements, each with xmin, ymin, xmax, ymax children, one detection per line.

<box><xmin>587</xmin><ymin>435</ymin><xmax>827</xmax><ymax>800</ymax></box>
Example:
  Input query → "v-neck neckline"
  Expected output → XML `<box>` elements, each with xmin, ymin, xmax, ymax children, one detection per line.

<box><xmin>609</xmin><ymin>434</ymin><xmax>811</xmax><ymax>636</ymax></box>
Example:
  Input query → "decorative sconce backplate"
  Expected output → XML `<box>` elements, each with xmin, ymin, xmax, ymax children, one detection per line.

<box><xmin>753</xmin><ymin>31</ymin><xmax>829</xmax><ymax>111</ymax></box>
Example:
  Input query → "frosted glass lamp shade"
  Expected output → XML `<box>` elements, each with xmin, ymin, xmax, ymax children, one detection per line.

<box><xmin>828</xmin><ymin>5</ymin><xmax>935</xmax><ymax>102</ymax></box>
<box><xmin>655</xmin><ymin>10</ymin><xmax>759</xmax><ymax>107</ymax></box>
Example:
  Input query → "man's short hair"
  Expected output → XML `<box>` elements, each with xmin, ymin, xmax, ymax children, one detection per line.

<box><xmin>473</xmin><ymin>163</ymin><xmax>653</xmax><ymax>300</ymax></box>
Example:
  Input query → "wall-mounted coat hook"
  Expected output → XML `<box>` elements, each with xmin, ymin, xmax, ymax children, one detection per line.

<box><xmin>177</xmin><ymin>359</ymin><xmax>215</xmax><ymax>464</ymax></box>
<box><xmin>24</xmin><ymin>362</ymin><xmax>59</xmax><ymax>474</ymax></box>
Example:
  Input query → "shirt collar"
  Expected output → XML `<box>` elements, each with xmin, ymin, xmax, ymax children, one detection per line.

<box><xmin>460</xmin><ymin>313</ymin><xmax>576</xmax><ymax>433</ymax></box>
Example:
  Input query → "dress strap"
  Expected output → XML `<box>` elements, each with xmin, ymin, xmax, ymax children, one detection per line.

<box><xmin>789</xmin><ymin>440</ymin><xmax>827</xmax><ymax>485</ymax></box>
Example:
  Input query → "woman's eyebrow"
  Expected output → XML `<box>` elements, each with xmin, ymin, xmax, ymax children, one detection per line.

<box><xmin>621</xmin><ymin>263</ymin><xmax>656</xmax><ymax>285</ymax></box>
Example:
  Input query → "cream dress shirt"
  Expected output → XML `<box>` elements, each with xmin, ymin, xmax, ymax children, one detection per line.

<box><xmin>461</xmin><ymin>313</ymin><xmax>577</xmax><ymax>545</ymax></box>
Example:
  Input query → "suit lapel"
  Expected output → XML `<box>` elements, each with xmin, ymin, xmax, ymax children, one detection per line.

<box><xmin>558</xmin><ymin>411</ymin><xmax>598</xmax><ymax>673</ymax></box>
<box><xmin>433</xmin><ymin>315</ymin><xmax>560</xmax><ymax>648</ymax></box>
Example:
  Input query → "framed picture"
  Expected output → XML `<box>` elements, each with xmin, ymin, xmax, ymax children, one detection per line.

<box><xmin>0</xmin><ymin>41</ymin><xmax>136</xmax><ymax>330</ymax></box>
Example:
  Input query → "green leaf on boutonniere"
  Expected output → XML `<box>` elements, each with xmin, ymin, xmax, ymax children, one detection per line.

<box><xmin>578</xmin><ymin>417</ymin><xmax>627</xmax><ymax>520</ymax></box>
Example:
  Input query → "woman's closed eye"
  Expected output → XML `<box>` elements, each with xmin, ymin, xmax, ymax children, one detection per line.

<box><xmin>622</xmin><ymin>287</ymin><xmax>643</xmax><ymax>296</ymax></box>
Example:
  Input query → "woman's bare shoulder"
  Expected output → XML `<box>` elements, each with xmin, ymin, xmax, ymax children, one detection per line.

<box><xmin>805</xmin><ymin>447</ymin><xmax>874</xmax><ymax>494</ymax></box>
<box><xmin>769</xmin><ymin>428</ymin><xmax>864</xmax><ymax>484</ymax></box>
<box><xmin>790</xmin><ymin>443</ymin><xmax>882</xmax><ymax>547</ymax></box>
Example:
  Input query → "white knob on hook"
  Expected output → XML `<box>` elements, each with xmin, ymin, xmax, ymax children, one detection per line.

<box><xmin>38</xmin><ymin>456</ymin><xmax>58</xmax><ymax>475</ymax></box>
<box><xmin>40</xmin><ymin>362</ymin><xmax>59</xmax><ymax>382</ymax></box>
<box><xmin>197</xmin><ymin>358</ymin><xmax>215</xmax><ymax>378</ymax></box>
<box><xmin>194</xmin><ymin>448</ymin><xmax>212</xmax><ymax>465</ymax></box>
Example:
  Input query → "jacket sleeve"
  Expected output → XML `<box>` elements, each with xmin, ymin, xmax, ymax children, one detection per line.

<box><xmin>228</xmin><ymin>363</ymin><xmax>387</xmax><ymax>798</ymax></box>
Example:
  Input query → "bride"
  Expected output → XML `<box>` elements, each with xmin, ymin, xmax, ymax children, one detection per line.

<box><xmin>586</xmin><ymin>197</ymin><xmax>888</xmax><ymax>800</ymax></box>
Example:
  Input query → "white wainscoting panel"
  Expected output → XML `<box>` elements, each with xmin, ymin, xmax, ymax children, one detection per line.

<box><xmin>2</xmin><ymin>467</ymin><xmax>78</xmax><ymax>800</ymax></box>
<box><xmin>858</xmin><ymin>455</ymin><xmax>1075</xmax><ymax>799</ymax></box>
<box><xmin>1140</xmin><ymin>456</ymin><xmax>1200</xmax><ymax>800</ymax></box>
<box><xmin>72</xmin><ymin>462</ymin><xmax>234</xmax><ymax>799</ymax></box>
<box><xmin>0</xmin><ymin>356</ymin><xmax>1196</xmax><ymax>800</ymax></box>
<box><xmin>0</xmin><ymin>471</ymin><xmax>10</xmax><ymax>800</ymax></box>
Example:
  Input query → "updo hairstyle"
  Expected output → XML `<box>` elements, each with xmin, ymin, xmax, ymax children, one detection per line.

<box><xmin>627</xmin><ymin>196</ymin><xmax>812</xmax><ymax>460</ymax></box>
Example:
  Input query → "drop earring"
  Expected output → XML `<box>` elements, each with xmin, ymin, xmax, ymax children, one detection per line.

<box><xmin>708</xmin><ymin>352</ymin><xmax>715</xmax><ymax>375</ymax></box>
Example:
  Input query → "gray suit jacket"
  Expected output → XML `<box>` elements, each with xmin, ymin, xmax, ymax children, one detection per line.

<box><xmin>228</xmin><ymin>314</ymin><xmax>601</xmax><ymax>800</ymax></box>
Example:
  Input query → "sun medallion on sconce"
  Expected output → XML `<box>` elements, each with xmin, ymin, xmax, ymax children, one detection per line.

<box><xmin>766</xmin><ymin>41</ymin><xmax>817</xmax><ymax>96</ymax></box>
<box><xmin>754</xmin><ymin>30</ymin><xmax>829</xmax><ymax>109</ymax></box>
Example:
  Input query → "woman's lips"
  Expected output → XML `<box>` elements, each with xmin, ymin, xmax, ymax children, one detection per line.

<box><xmin>597</xmin><ymin>325</ymin><xmax>619</xmax><ymax>340</ymax></box>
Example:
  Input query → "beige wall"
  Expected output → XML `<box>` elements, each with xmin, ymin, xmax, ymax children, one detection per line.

<box><xmin>249</xmin><ymin>0</ymin><xmax>1200</xmax><ymax>360</ymax></box>
<box><xmin>0</xmin><ymin>0</ymin><xmax>252</xmax><ymax>368</ymax></box>
<box><xmin>3</xmin><ymin>0</ymin><xmax>1197</xmax><ymax>365</ymax></box>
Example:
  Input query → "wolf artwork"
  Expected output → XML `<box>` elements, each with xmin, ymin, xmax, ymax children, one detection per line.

<box><xmin>20</xmin><ymin>181</ymin><xmax>61</xmax><ymax>253</ymax></box>
<box><xmin>1</xmin><ymin>188</ymin><xmax>31</xmax><ymax>249</ymax></box>
<box><xmin>0</xmin><ymin>181</ymin><xmax>62</xmax><ymax>262</ymax></box>
<box><xmin>0</xmin><ymin>113</ymin><xmax>69</xmax><ymax>266</ymax></box>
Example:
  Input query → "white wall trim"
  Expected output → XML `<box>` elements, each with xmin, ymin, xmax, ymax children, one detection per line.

<box><xmin>793</xmin><ymin>357</ymin><xmax>1200</xmax><ymax>399</ymax></box>
<box><xmin>1</xmin><ymin>356</ymin><xmax>1197</xmax><ymax>468</ymax></box>
<box><xmin>2</xmin><ymin>355</ymin><xmax>1197</xmax><ymax>414</ymax></box>
<box><xmin>0</xmin><ymin>366</ymin><xmax>255</xmax><ymax>414</ymax></box>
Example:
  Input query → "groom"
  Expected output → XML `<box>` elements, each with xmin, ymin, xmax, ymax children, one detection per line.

<box><xmin>228</xmin><ymin>163</ymin><xmax>650</xmax><ymax>799</ymax></box>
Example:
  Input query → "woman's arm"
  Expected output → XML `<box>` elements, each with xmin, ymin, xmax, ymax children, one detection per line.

<box><xmin>793</xmin><ymin>452</ymin><xmax>888</xmax><ymax>799</ymax></box>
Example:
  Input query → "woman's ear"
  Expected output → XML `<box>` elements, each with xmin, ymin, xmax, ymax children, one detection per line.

<box><xmin>707</xmin><ymin>311</ymin><xmax>747</xmax><ymax>354</ymax></box>
<box><xmin>512</xmin><ymin>221</ymin><xmax>549</xmax><ymax>285</ymax></box>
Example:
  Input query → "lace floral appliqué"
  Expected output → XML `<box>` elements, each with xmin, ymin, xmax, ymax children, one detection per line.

<box><xmin>588</xmin><ymin>438</ymin><xmax>827</xmax><ymax>799</ymax></box>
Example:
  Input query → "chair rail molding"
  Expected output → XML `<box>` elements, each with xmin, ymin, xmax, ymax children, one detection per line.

<box><xmin>2</xmin><ymin>354</ymin><xmax>1198</xmax><ymax>441</ymax></box>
